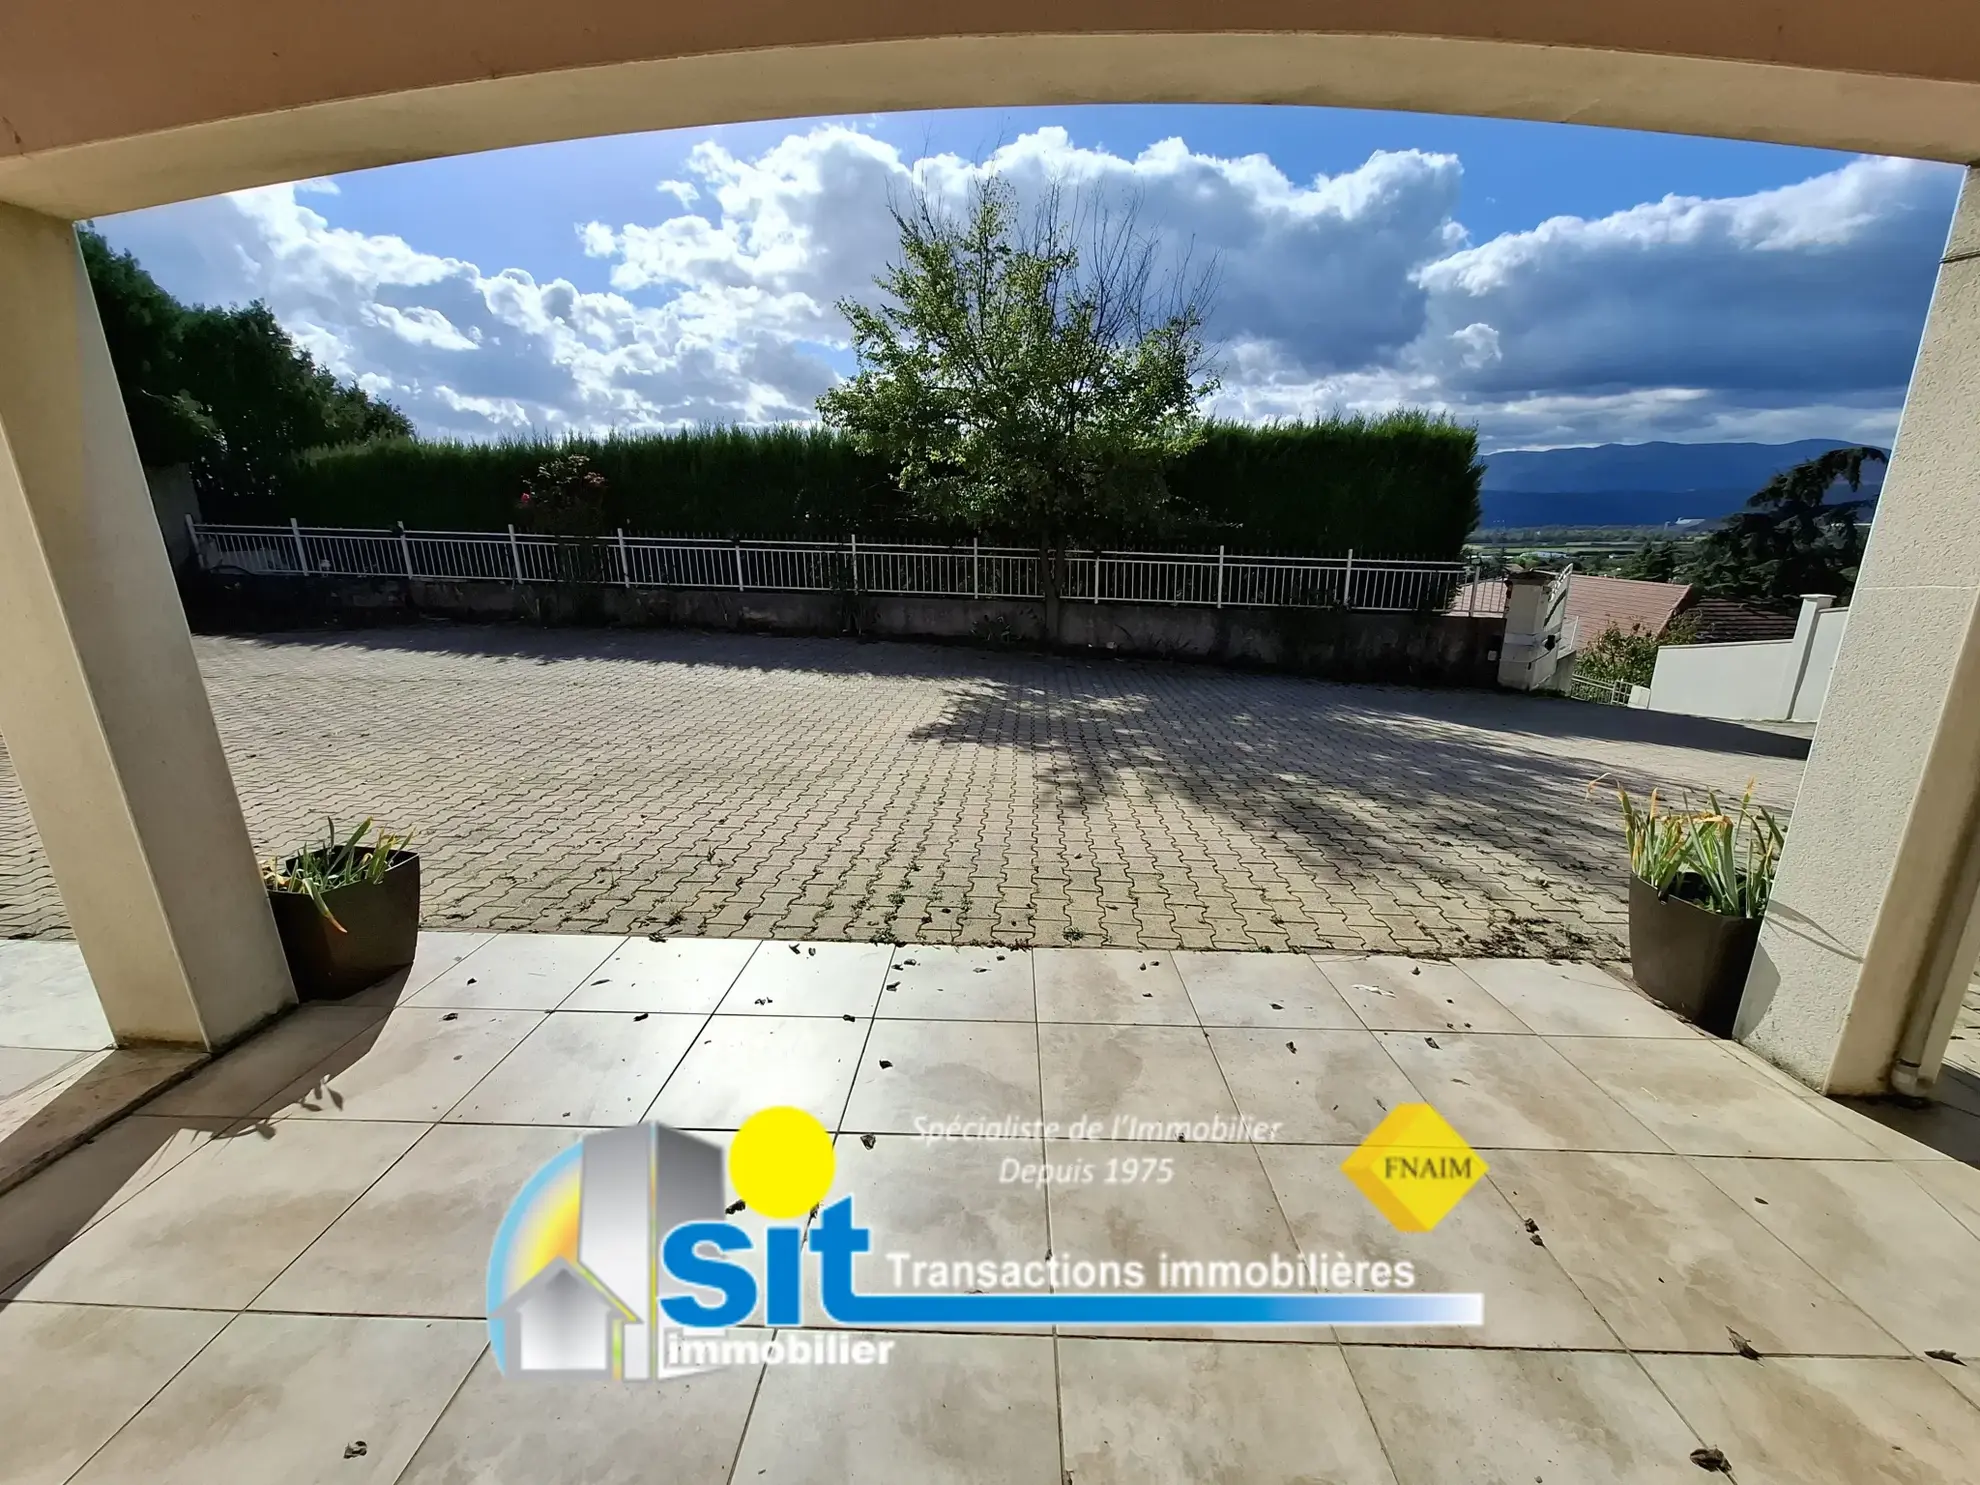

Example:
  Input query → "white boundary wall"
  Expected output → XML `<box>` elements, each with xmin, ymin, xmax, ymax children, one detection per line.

<box><xmin>1648</xmin><ymin>598</ymin><xmax>1848</xmax><ymax>722</ymax></box>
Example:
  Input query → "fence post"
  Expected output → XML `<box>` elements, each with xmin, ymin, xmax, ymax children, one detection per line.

<box><xmin>849</xmin><ymin>532</ymin><xmax>858</xmax><ymax>594</ymax></box>
<box><xmin>183</xmin><ymin>514</ymin><xmax>201</xmax><ymax>572</ymax></box>
<box><xmin>397</xmin><ymin>522</ymin><xmax>414</xmax><ymax>581</ymax></box>
<box><xmin>289</xmin><ymin>517</ymin><xmax>308</xmax><ymax>574</ymax></box>
<box><xmin>1343</xmin><ymin>548</ymin><xmax>1355</xmax><ymax>609</ymax></box>
<box><xmin>972</xmin><ymin>537</ymin><xmax>981</xmax><ymax>598</ymax></box>
<box><xmin>507</xmin><ymin>523</ymin><xmax>524</xmax><ymax>584</ymax></box>
<box><xmin>617</xmin><ymin>528</ymin><xmax>631</xmax><ymax>588</ymax></box>
<box><xmin>734</xmin><ymin>539</ymin><xmax>744</xmax><ymax>592</ymax></box>
<box><xmin>1467</xmin><ymin>565</ymin><xmax>1479</xmax><ymax>616</ymax></box>
<box><xmin>1215</xmin><ymin>545</ymin><xmax>1226</xmax><ymax>609</ymax></box>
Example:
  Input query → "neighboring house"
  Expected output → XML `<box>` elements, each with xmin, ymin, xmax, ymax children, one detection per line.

<box><xmin>1562</xmin><ymin>574</ymin><xmax>1797</xmax><ymax>648</ymax></box>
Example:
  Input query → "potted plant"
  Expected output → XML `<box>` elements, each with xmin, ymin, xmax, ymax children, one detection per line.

<box><xmin>263</xmin><ymin>819</ymin><xmax>420</xmax><ymax>1000</ymax></box>
<box><xmin>1606</xmin><ymin>782</ymin><xmax>1783</xmax><ymax>1036</ymax></box>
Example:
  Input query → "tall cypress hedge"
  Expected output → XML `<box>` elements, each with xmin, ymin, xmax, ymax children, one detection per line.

<box><xmin>272</xmin><ymin>412</ymin><xmax>1480</xmax><ymax>558</ymax></box>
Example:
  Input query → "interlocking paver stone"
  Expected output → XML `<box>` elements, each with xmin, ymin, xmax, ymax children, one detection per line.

<box><xmin>0</xmin><ymin>627</ymin><xmax>1808</xmax><ymax>962</ymax></box>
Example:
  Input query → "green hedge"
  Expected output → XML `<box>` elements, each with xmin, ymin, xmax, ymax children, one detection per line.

<box><xmin>273</xmin><ymin>413</ymin><xmax>1480</xmax><ymax>557</ymax></box>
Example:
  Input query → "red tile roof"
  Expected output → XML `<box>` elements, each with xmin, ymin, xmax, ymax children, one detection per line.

<box><xmin>1680</xmin><ymin>596</ymin><xmax>1800</xmax><ymax>644</ymax></box>
<box><xmin>1564</xmin><ymin>575</ymin><xmax>1692</xmax><ymax>642</ymax></box>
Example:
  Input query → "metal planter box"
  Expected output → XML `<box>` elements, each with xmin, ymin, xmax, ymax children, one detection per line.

<box><xmin>267</xmin><ymin>849</ymin><xmax>420</xmax><ymax>1001</ymax></box>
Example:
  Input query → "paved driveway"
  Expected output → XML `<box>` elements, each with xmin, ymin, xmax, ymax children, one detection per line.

<box><xmin>0</xmin><ymin>628</ymin><xmax>1808</xmax><ymax>958</ymax></box>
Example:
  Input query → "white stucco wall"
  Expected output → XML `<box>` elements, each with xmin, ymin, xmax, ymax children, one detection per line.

<box><xmin>1788</xmin><ymin>606</ymin><xmax>1850</xmax><ymax>722</ymax></box>
<box><xmin>1648</xmin><ymin>639</ymin><xmax>1794</xmax><ymax>720</ymax></box>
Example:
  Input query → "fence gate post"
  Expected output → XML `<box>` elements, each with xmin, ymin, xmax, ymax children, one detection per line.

<box><xmin>734</xmin><ymin>539</ymin><xmax>745</xmax><ymax>592</ymax></box>
<box><xmin>1216</xmin><ymin>545</ymin><xmax>1226</xmax><ymax>609</ymax></box>
<box><xmin>850</xmin><ymin>532</ymin><xmax>858</xmax><ymax>594</ymax></box>
<box><xmin>289</xmin><ymin>517</ymin><xmax>308</xmax><ymax>574</ymax></box>
<box><xmin>972</xmin><ymin>537</ymin><xmax>980</xmax><ymax>598</ymax></box>
<box><xmin>1343</xmin><ymin>548</ymin><xmax>1355</xmax><ymax>608</ymax></box>
<box><xmin>398</xmin><ymin>522</ymin><xmax>414</xmax><ymax>581</ymax></box>
<box><xmin>507</xmin><ymin>523</ymin><xmax>524</xmax><ymax>584</ymax></box>
<box><xmin>617</xmin><ymin>528</ymin><xmax>631</xmax><ymax>587</ymax></box>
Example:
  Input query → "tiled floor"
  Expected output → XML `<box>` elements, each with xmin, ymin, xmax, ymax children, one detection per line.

<box><xmin>3</xmin><ymin>932</ymin><xmax>1979</xmax><ymax>1483</ymax></box>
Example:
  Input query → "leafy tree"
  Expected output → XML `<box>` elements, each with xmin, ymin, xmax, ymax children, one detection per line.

<box><xmin>1614</xmin><ymin>539</ymin><xmax>1686</xmax><ymax>582</ymax></box>
<box><xmin>819</xmin><ymin>179</ymin><xmax>1217</xmax><ymax>627</ymax></box>
<box><xmin>77</xmin><ymin>226</ymin><xmax>411</xmax><ymax>511</ymax></box>
<box><xmin>1575</xmin><ymin>613</ymin><xmax>1700</xmax><ymax>690</ymax></box>
<box><xmin>1685</xmin><ymin>446</ymin><xmax>1884</xmax><ymax>604</ymax></box>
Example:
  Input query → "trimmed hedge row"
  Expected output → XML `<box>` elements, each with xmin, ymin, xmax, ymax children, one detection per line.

<box><xmin>272</xmin><ymin>413</ymin><xmax>1481</xmax><ymax>557</ymax></box>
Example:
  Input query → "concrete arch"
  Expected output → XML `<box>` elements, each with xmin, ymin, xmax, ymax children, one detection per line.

<box><xmin>3</xmin><ymin>5</ymin><xmax>1980</xmax><ymax>218</ymax></box>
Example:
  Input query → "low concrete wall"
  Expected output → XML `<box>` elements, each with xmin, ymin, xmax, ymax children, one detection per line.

<box><xmin>183</xmin><ymin>572</ymin><xmax>1504</xmax><ymax>688</ymax></box>
<box><xmin>1648</xmin><ymin>602</ymin><xmax>1850</xmax><ymax>723</ymax></box>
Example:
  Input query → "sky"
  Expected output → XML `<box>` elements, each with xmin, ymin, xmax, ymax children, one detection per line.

<box><xmin>94</xmin><ymin>104</ymin><xmax>1965</xmax><ymax>453</ymax></box>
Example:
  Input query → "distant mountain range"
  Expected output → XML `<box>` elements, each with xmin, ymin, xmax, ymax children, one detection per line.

<box><xmin>1477</xmin><ymin>439</ymin><xmax>1887</xmax><ymax>529</ymax></box>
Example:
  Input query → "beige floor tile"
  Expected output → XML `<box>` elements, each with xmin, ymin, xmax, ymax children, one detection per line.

<box><xmin>812</xmin><ymin>1132</ymin><xmax>1049</xmax><ymax>1330</ymax></box>
<box><xmin>1208</xmin><ymin>1028</ymin><xmax>1419</xmax><ymax>1144</ymax></box>
<box><xmin>729</xmin><ymin>1329</ymin><xmax>1060</xmax><ymax>1484</ymax></box>
<box><xmin>1378</xmin><ymin>1031</ymin><xmax>1667</xmax><ymax>1152</ymax></box>
<box><xmin>719</xmin><ymin>941</ymin><xmax>895</xmax><ymax>1018</ymax></box>
<box><xmin>1543</xmin><ymin>1037</ymin><xmax>1887</xmax><ymax>1157</ymax></box>
<box><xmin>0</xmin><ymin>1047</ymin><xmax>205</xmax><ymax>1190</ymax></box>
<box><xmin>259</xmin><ymin>1007</ymin><xmax>542</xmax><ymax>1122</ymax></box>
<box><xmin>1906</xmin><ymin>1156</ymin><xmax>1980</xmax><ymax>1237</ymax></box>
<box><xmin>0</xmin><ymin>1115</ymin><xmax>228</xmax><ymax>1292</ymax></box>
<box><xmin>1344</xmin><ymin>1346</ymin><xmax>1704</xmax><ymax>1484</ymax></box>
<box><xmin>1641</xmin><ymin>1353</ymin><xmax>1980</xmax><ymax>1485</ymax></box>
<box><xmin>1821</xmin><ymin>1095</ymin><xmax>1980</xmax><ymax>1163</ymax></box>
<box><xmin>647</xmin><ymin>1014</ymin><xmax>869</xmax><ymax>1130</ymax></box>
<box><xmin>252</xmin><ymin>1122</ymin><xmax>580</xmax><ymax>1319</ymax></box>
<box><xmin>879</xmin><ymin>944</ymin><xmax>1034</xmax><ymax>1020</ymax></box>
<box><xmin>1034</xmin><ymin>948</ymin><xmax>1195</xmax><ymax>1025</ymax></box>
<box><xmin>841</xmin><ymin>1020</ymin><xmax>1039</xmax><ymax>1137</ymax></box>
<box><xmin>1044</xmin><ymin>1139</ymin><xmax>1311</xmax><ymax>1340</ymax></box>
<box><xmin>1174</xmin><ymin>950</ymin><xmax>1361</xmax><ymax>1029</ymax></box>
<box><xmin>397</xmin><ymin>1348</ymin><xmax>761</xmax><ymax>1484</ymax></box>
<box><xmin>67</xmin><ymin>1312</ymin><xmax>484</xmax><ymax>1485</ymax></box>
<box><xmin>147</xmin><ymin>1005</ymin><xmax>383</xmax><ymax>1118</ymax></box>
<box><xmin>1692</xmin><ymin>1156</ymin><xmax>1980</xmax><ymax>1355</ymax></box>
<box><xmin>560</xmin><ymin>935</ymin><xmax>759</xmax><ymax>1012</ymax></box>
<box><xmin>408</xmin><ymin>933</ymin><xmax>624</xmax><ymax>1010</ymax></box>
<box><xmin>1257</xmin><ymin>1143</ymin><xmax>1617</xmax><ymax>1349</ymax></box>
<box><xmin>15</xmin><ymin>1119</ymin><xmax>426</xmax><ymax>1308</ymax></box>
<box><xmin>344</xmin><ymin>931</ymin><xmax>496</xmax><ymax>1007</ymax></box>
<box><xmin>445</xmin><ymin>1010</ymin><xmax>703</xmax><ymax>1125</ymax></box>
<box><xmin>0</xmin><ymin>1302</ymin><xmax>230</xmax><ymax>1485</ymax></box>
<box><xmin>1319</xmin><ymin>955</ymin><xmax>1530</xmax><ymax>1033</ymax></box>
<box><xmin>0</xmin><ymin>941</ymin><xmax>112</xmax><ymax>1050</ymax></box>
<box><xmin>1488</xmin><ymin>1150</ymin><xmax>1903</xmax><ymax>1356</ymax></box>
<box><xmin>1456</xmin><ymin>958</ymin><xmax>1696</xmax><ymax>1037</ymax></box>
<box><xmin>1039</xmin><ymin>1023</ymin><xmax>1241</xmax><ymax>1138</ymax></box>
<box><xmin>0</xmin><ymin>1046</ymin><xmax>85</xmax><ymax>1099</ymax></box>
<box><xmin>1059</xmin><ymin>1337</ymin><xmax>1397</xmax><ymax>1485</ymax></box>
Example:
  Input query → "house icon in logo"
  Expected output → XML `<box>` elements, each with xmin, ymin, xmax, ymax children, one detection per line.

<box><xmin>487</xmin><ymin>1121</ymin><xmax>724</xmax><ymax>1380</ymax></box>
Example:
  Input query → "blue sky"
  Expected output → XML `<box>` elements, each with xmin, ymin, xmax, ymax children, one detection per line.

<box><xmin>97</xmin><ymin>104</ymin><xmax>1963</xmax><ymax>452</ymax></box>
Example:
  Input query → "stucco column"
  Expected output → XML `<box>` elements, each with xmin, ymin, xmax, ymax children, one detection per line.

<box><xmin>0</xmin><ymin>204</ymin><xmax>293</xmax><ymax>1047</ymax></box>
<box><xmin>1737</xmin><ymin>167</ymin><xmax>1980</xmax><ymax>1093</ymax></box>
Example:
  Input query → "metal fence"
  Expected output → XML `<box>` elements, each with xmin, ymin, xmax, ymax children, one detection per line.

<box><xmin>187</xmin><ymin>520</ymin><xmax>1507</xmax><ymax>617</ymax></box>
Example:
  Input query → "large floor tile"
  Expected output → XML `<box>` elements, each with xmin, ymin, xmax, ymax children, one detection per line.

<box><xmin>67</xmin><ymin>1312</ymin><xmax>484</xmax><ymax>1485</ymax></box>
<box><xmin>1822</xmin><ymin>1094</ymin><xmax>1980</xmax><ymax>1163</ymax></box>
<box><xmin>1456</xmin><ymin>958</ymin><xmax>1695</xmax><ymax>1037</ymax></box>
<box><xmin>1641</xmin><ymin>1353</ymin><xmax>1980</xmax><ymax>1485</ymax></box>
<box><xmin>815</xmin><ymin>1132</ymin><xmax>1049</xmax><ymax>1329</ymax></box>
<box><xmin>1487</xmin><ymin>1150</ymin><xmax>1903</xmax><ymax>1356</ymax></box>
<box><xmin>0</xmin><ymin>1302</ymin><xmax>230</xmax><ymax>1485</ymax></box>
<box><xmin>408</xmin><ymin>933</ymin><xmax>623</xmax><ymax>1010</ymax></box>
<box><xmin>841</xmin><ymin>1019</ymin><xmax>1039</xmax><ymax>1136</ymax></box>
<box><xmin>258</xmin><ymin>1007</ymin><xmax>541</xmax><ymax>1122</ymax></box>
<box><xmin>1344</xmin><ymin>1346</ymin><xmax>1704</xmax><ymax>1483</ymax></box>
<box><xmin>729</xmin><ymin>1329</ymin><xmax>1060</xmax><ymax>1484</ymax></box>
<box><xmin>1906</xmin><ymin>1156</ymin><xmax>1980</xmax><ymax>1237</ymax></box>
<box><xmin>1545</xmin><ymin>1036</ymin><xmax>1887</xmax><ymax>1157</ymax></box>
<box><xmin>1692</xmin><ymin>1156</ymin><xmax>1980</xmax><ymax>1354</ymax></box>
<box><xmin>0</xmin><ymin>1047</ymin><xmax>205</xmax><ymax>1190</ymax></box>
<box><xmin>147</xmin><ymin>1005</ymin><xmax>383</xmax><ymax>1118</ymax></box>
<box><xmin>0</xmin><ymin>941</ymin><xmax>112</xmax><ymax>1049</ymax></box>
<box><xmin>1034</xmin><ymin>948</ymin><xmax>1194</xmax><ymax>1025</ymax></box>
<box><xmin>253</xmin><ymin>1122</ymin><xmax>580</xmax><ymax>1318</ymax></box>
<box><xmin>879</xmin><ymin>944</ymin><xmax>1034</xmax><ymax>1020</ymax></box>
<box><xmin>15</xmin><ymin>1119</ymin><xmax>425</xmax><ymax>1308</ymax></box>
<box><xmin>719</xmin><ymin>941</ymin><xmax>895</xmax><ymax>1018</ymax></box>
<box><xmin>1319</xmin><ymin>955</ymin><xmax>1530</xmax><ymax>1033</ymax></box>
<box><xmin>1039</xmin><ymin>1023</ymin><xmax>1240</xmax><ymax>1138</ymax></box>
<box><xmin>396</xmin><ymin>1348</ymin><xmax>761</xmax><ymax>1484</ymax></box>
<box><xmin>0</xmin><ymin>1115</ymin><xmax>228</xmax><ymax>1292</ymax></box>
<box><xmin>444</xmin><ymin>1010</ymin><xmax>702</xmax><ymax>1125</ymax></box>
<box><xmin>0</xmin><ymin>1046</ymin><xmax>85</xmax><ymax>1099</ymax></box>
<box><xmin>1174</xmin><ymin>950</ymin><xmax>1360</xmax><ymax>1029</ymax></box>
<box><xmin>560</xmin><ymin>935</ymin><xmax>758</xmax><ymax>1013</ymax></box>
<box><xmin>1045</xmin><ymin>1140</ymin><xmax>1311</xmax><ymax>1340</ymax></box>
<box><xmin>1378</xmin><ymin>1031</ymin><xmax>1668</xmax><ymax>1152</ymax></box>
<box><xmin>344</xmin><ymin>931</ymin><xmax>495</xmax><ymax>1007</ymax></box>
<box><xmin>646</xmin><ymin>1014</ymin><xmax>869</xmax><ymax>1130</ymax></box>
<box><xmin>1257</xmin><ymin>1143</ymin><xmax>1617</xmax><ymax>1349</ymax></box>
<box><xmin>1208</xmin><ymin>1027</ymin><xmax>1419</xmax><ymax>1144</ymax></box>
<box><xmin>1059</xmin><ymin>1337</ymin><xmax>1397</xmax><ymax>1484</ymax></box>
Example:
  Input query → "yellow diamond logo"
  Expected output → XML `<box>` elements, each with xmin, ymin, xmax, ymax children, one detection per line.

<box><xmin>1342</xmin><ymin>1104</ymin><xmax>1486</xmax><ymax>1232</ymax></box>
